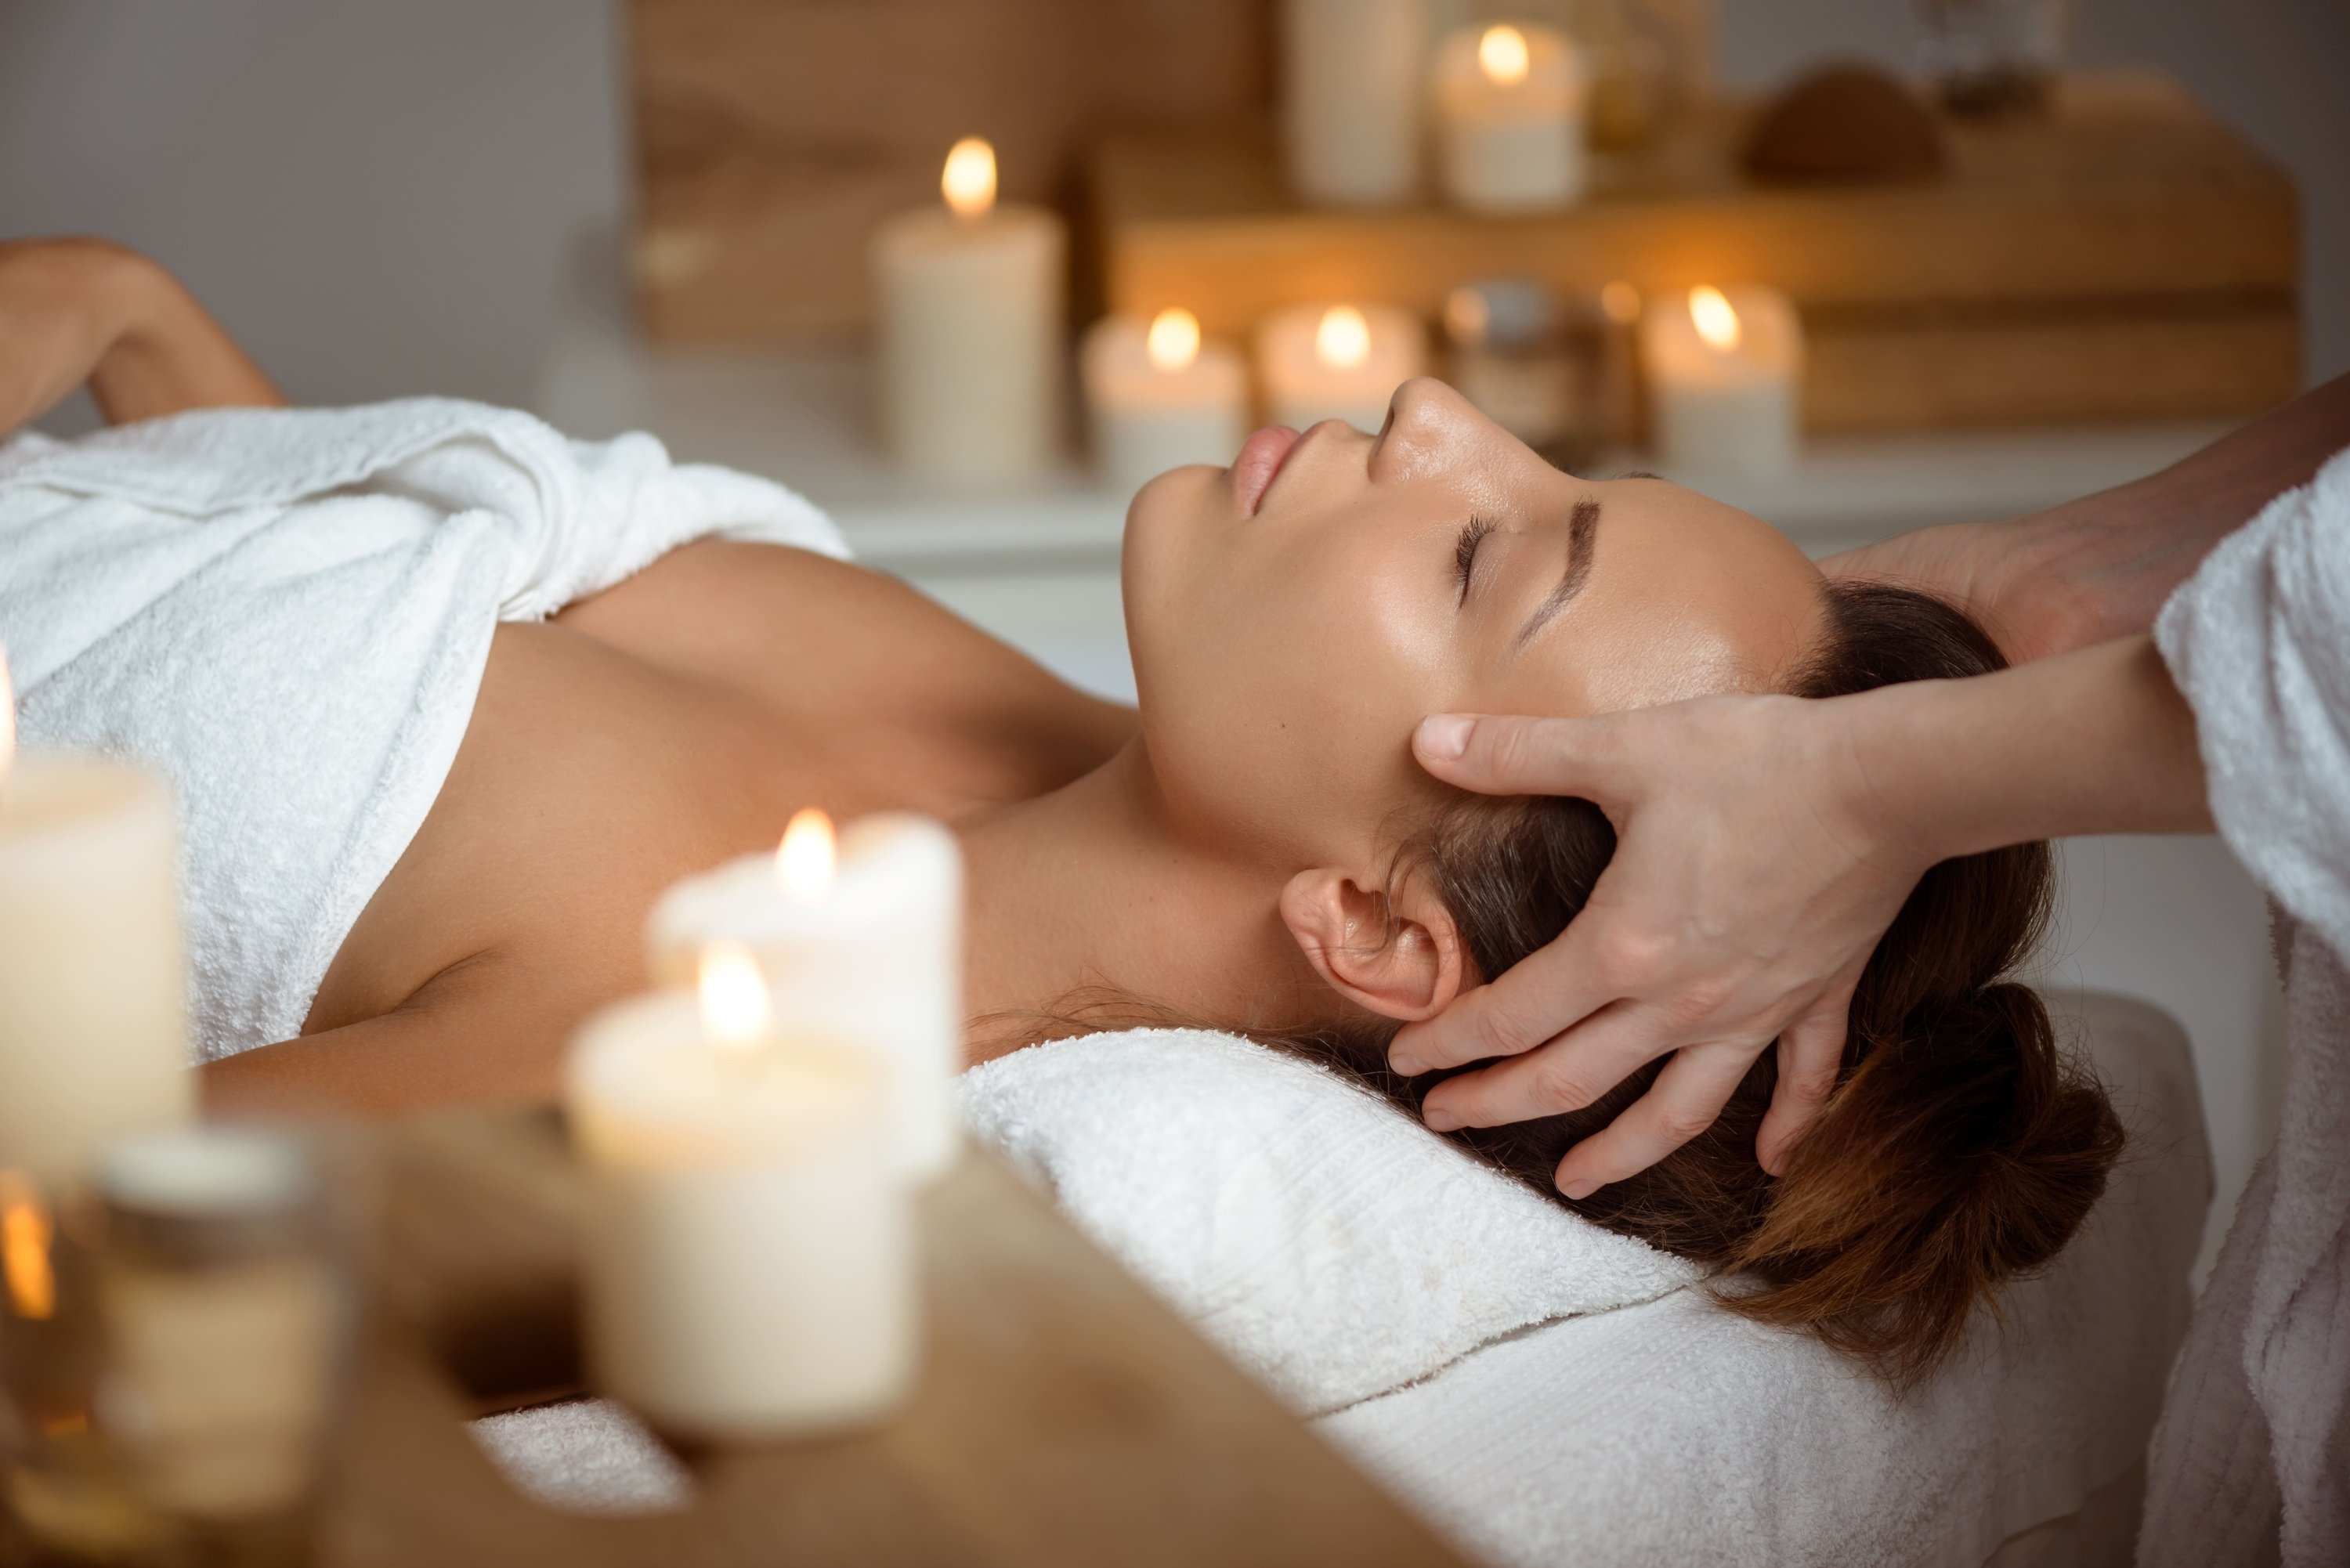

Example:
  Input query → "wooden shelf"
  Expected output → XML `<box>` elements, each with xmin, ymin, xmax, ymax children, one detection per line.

<box><xmin>1094</xmin><ymin>71</ymin><xmax>2300</xmax><ymax>432</ymax></box>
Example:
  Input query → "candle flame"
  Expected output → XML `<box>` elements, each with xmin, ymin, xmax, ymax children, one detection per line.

<box><xmin>1314</xmin><ymin>305</ymin><xmax>1372</xmax><ymax>371</ymax></box>
<box><xmin>698</xmin><ymin>941</ymin><xmax>772</xmax><ymax>1053</ymax></box>
<box><xmin>942</xmin><ymin>136</ymin><xmax>997</xmax><ymax>219</ymax></box>
<box><xmin>776</xmin><ymin>808</ymin><xmax>837</xmax><ymax>905</ymax></box>
<box><xmin>1600</xmin><ymin>280</ymin><xmax>1641</xmax><ymax>325</ymax></box>
<box><xmin>1690</xmin><ymin>286</ymin><xmax>1741</xmax><ymax>352</ymax></box>
<box><xmin>1478</xmin><ymin>25</ymin><xmax>1532</xmax><ymax>86</ymax></box>
<box><xmin>1</xmin><ymin>1172</ymin><xmax>55</xmax><ymax>1321</ymax></box>
<box><xmin>1145</xmin><ymin>308</ymin><xmax>1202</xmax><ymax>373</ymax></box>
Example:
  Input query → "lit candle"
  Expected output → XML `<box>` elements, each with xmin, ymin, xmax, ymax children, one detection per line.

<box><xmin>1082</xmin><ymin>308</ymin><xmax>1249</xmax><ymax>498</ymax></box>
<box><xmin>870</xmin><ymin>135</ymin><xmax>1068</xmax><ymax>486</ymax></box>
<box><xmin>647</xmin><ymin>811</ymin><xmax>963</xmax><ymax>1180</ymax></box>
<box><xmin>1638</xmin><ymin>284</ymin><xmax>1804</xmax><ymax>473</ymax></box>
<box><xmin>1432</xmin><ymin>23</ymin><xmax>1591</xmax><ymax>213</ymax></box>
<box><xmin>567</xmin><ymin>954</ymin><xmax>915</xmax><ymax>1440</ymax></box>
<box><xmin>1256</xmin><ymin>303</ymin><xmax>1427</xmax><ymax>433</ymax></box>
<box><xmin>1281</xmin><ymin>0</ymin><xmax>1430</xmax><ymax>206</ymax></box>
<box><xmin>0</xmin><ymin>644</ymin><xmax>193</xmax><ymax>1185</ymax></box>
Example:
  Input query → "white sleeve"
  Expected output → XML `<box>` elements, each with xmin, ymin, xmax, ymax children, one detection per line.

<box><xmin>2156</xmin><ymin>445</ymin><xmax>2350</xmax><ymax>959</ymax></box>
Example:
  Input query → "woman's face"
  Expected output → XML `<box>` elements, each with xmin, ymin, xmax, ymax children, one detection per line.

<box><xmin>1123</xmin><ymin>378</ymin><xmax>1827</xmax><ymax>866</ymax></box>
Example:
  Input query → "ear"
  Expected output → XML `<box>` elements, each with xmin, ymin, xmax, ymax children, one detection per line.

<box><xmin>1279</xmin><ymin>865</ymin><xmax>1470</xmax><ymax>1022</ymax></box>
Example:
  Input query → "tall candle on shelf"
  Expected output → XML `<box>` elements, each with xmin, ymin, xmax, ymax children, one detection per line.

<box><xmin>871</xmin><ymin>136</ymin><xmax>1067</xmax><ymax>486</ymax></box>
<box><xmin>1432</xmin><ymin>23</ymin><xmax>1591</xmax><ymax>213</ymax></box>
<box><xmin>1638</xmin><ymin>284</ymin><xmax>1803</xmax><ymax>474</ymax></box>
<box><xmin>568</xmin><ymin>950</ymin><xmax>915</xmax><ymax>1440</ymax></box>
<box><xmin>1256</xmin><ymin>304</ymin><xmax>1427</xmax><ymax>433</ymax></box>
<box><xmin>1282</xmin><ymin>0</ymin><xmax>1429</xmax><ymax>206</ymax></box>
<box><xmin>0</xmin><ymin>645</ymin><xmax>192</xmax><ymax>1185</ymax></box>
<box><xmin>1083</xmin><ymin>309</ymin><xmax>1249</xmax><ymax>498</ymax></box>
<box><xmin>648</xmin><ymin>810</ymin><xmax>963</xmax><ymax>1180</ymax></box>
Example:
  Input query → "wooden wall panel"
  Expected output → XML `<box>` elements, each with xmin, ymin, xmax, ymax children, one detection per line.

<box><xmin>628</xmin><ymin>0</ymin><xmax>1273</xmax><ymax>341</ymax></box>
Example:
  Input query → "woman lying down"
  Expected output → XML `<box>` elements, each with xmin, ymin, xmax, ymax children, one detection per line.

<box><xmin>1</xmin><ymin>237</ymin><xmax>2119</xmax><ymax>1386</ymax></box>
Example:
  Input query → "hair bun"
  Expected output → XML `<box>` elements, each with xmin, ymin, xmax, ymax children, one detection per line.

<box><xmin>1729</xmin><ymin>981</ymin><xmax>2125</xmax><ymax>1385</ymax></box>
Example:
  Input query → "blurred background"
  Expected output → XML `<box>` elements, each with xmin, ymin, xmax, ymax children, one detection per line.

<box><xmin>2</xmin><ymin>0</ymin><xmax>2340</xmax><ymax>1284</ymax></box>
<box><xmin>1</xmin><ymin>0</ymin><xmax>2339</xmax><ymax>410</ymax></box>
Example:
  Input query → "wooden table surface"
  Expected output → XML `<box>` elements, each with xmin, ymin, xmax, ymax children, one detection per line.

<box><xmin>320</xmin><ymin>1113</ymin><xmax>1469</xmax><ymax>1567</ymax></box>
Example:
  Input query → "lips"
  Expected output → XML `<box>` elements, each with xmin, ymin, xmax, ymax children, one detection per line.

<box><xmin>1231</xmin><ymin>425</ymin><xmax>1303</xmax><ymax>518</ymax></box>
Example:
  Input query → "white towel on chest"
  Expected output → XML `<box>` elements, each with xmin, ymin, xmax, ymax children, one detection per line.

<box><xmin>0</xmin><ymin>399</ymin><xmax>844</xmax><ymax>1061</ymax></box>
<box><xmin>2147</xmin><ymin>443</ymin><xmax>2350</xmax><ymax>1568</ymax></box>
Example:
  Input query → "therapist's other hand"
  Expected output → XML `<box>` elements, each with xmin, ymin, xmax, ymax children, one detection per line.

<box><xmin>1389</xmin><ymin>699</ymin><xmax>1933</xmax><ymax>1194</ymax></box>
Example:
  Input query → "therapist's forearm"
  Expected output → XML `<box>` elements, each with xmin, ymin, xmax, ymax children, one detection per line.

<box><xmin>1992</xmin><ymin>374</ymin><xmax>2350</xmax><ymax>650</ymax></box>
<box><xmin>1844</xmin><ymin>634</ymin><xmax>2212</xmax><ymax>868</ymax></box>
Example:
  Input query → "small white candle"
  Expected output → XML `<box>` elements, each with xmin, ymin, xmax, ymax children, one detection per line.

<box><xmin>1432</xmin><ymin>23</ymin><xmax>1591</xmax><ymax>214</ymax></box>
<box><xmin>648</xmin><ymin>811</ymin><xmax>963</xmax><ymax>1180</ymax></box>
<box><xmin>871</xmin><ymin>136</ymin><xmax>1067</xmax><ymax>486</ymax></box>
<box><xmin>1282</xmin><ymin>0</ymin><xmax>1430</xmax><ymax>206</ymax></box>
<box><xmin>1083</xmin><ymin>309</ymin><xmax>1249</xmax><ymax>498</ymax></box>
<box><xmin>0</xmin><ymin>645</ymin><xmax>193</xmax><ymax>1186</ymax></box>
<box><xmin>1639</xmin><ymin>284</ymin><xmax>1804</xmax><ymax>473</ymax></box>
<box><xmin>568</xmin><ymin>964</ymin><xmax>915</xmax><ymax>1441</ymax></box>
<box><xmin>1256</xmin><ymin>303</ymin><xmax>1427</xmax><ymax>433</ymax></box>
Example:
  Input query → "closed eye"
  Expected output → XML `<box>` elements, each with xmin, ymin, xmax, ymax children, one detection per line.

<box><xmin>1453</xmin><ymin>515</ymin><xmax>1496</xmax><ymax>605</ymax></box>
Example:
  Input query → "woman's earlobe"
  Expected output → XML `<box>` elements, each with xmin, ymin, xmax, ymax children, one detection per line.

<box><xmin>1279</xmin><ymin>867</ymin><xmax>1468</xmax><ymax>1022</ymax></box>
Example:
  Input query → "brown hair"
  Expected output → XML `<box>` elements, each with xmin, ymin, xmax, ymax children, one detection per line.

<box><xmin>1307</xmin><ymin>581</ymin><xmax>2125</xmax><ymax>1386</ymax></box>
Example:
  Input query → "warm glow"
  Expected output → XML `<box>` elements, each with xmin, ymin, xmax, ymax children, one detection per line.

<box><xmin>776</xmin><ymin>807</ymin><xmax>837</xmax><ymax>905</ymax></box>
<box><xmin>697</xmin><ymin>941</ymin><xmax>773</xmax><ymax>1053</ymax></box>
<box><xmin>1690</xmin><ymin>286</ymin><xmax>1741</xmax><ymax>352</ymax></box>
<box><xmin>1</xmin><ymin>1172</ymin><xmax>54</xmax><ymax>1321</ymax></box>
<box><xmin>1145</xmin><ymin>308</ymin><xmax>1202</xmax><ymax>373</ymax></box>
<box><xmin>1314</xmin><ymin>305</ymin><xmax>1372</xmax><ymax>370</ymax></box>
<box><xmin>941</xmin><ymin>136</ymin><xmax>997</xmax><ymax>219</ymax></box>
<box><xmin>1600</xmin><ymin>280</ymin><xmax>1641</xmax><ymax>325</ymax></box>
<box><xmin>1443</xmin><ymin>287</ymin><xmax>1490</xmax><ymax>348</ymax></box>
<box><xmin>1478</xmin><ymin>25</ymin><xmax>1531</xmax><ymax>86</ymax></box>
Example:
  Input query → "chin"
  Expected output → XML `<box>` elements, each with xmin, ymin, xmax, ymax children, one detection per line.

<box><xmin>1119</xmin><ymin>462</ymin><xmax>1226</xmax><ymax>705</ymax></box>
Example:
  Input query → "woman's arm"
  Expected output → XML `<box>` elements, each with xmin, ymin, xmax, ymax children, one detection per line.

<box><xmin>1825</xmin><ymin>373</ymin><xmax>2350</xmax><ymax>662</ymax></box>
<box><xmin>1389</xmin><ymin>635</ymin><xmax>2209</xmax><ymax>1192</ymax></box>
<box><xmin>0</xmin><ymin>237</ymin><xmax>282</xmax><ymax>433</ymax></box>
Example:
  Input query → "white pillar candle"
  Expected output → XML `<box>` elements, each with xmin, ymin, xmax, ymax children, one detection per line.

<box><xmin>0</xmin><ymin>648</ymin><xmax>192</xmax><ymax>1185</ymax></box>
<box><xmin>871</xmin><ymin>136</ymin><xmax>1067</xmax><ymax>487</ymax></box>
<box><xmin>1282</xmin><ymin>0</ymin><xmax>1430</xmax><ymax>206</ymax></box>
<box><xmin>1638</xmin><ymin>284</ymin><xmax>1804</xmax><ymax>473</ymax></box>
<box><xmin>568</xmin><ymin>959</ymin><xmax>915</xmax><ymax>1442</ymax></box>
<box><xmin>647</xmin><ymin>811</ymin><xmax>963</xmax><ymax>1180</ymax></box>
<box><xmin>1256</xmin><ymin>303</ymin><xmax>1427</xmax><ymax>432</ymax></box>
<box><xmin>1083</xmin><ymin>309</ymin><xmax>1249</xmax><ymax>498</ymax></box>
<box><xmin>1432</xmin><ymin>23</ymin><xmax>1591</xmax><ymax>213</ymax></box>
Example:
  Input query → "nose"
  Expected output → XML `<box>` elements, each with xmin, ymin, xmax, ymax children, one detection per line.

<box><xmin>1372</xmin><ymin>377</ymin><xmax>1498</xmax><ymax>481</ymax></box>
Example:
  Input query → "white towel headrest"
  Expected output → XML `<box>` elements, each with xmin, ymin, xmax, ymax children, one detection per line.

<box><xmin>959</xmin><ymin>1028</ymin><xmax>1701</xmax><ymax>1415</ymax></box>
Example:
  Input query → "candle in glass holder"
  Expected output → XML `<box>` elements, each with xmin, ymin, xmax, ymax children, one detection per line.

<box><xmin>569</xmin><ymin>953</ymin><xmax>914</xmax><ymax>1441</ymax></box>
<box><xmin>647</xmin><ymin>810</ymin><xmax>963</xmax><ymax>1180</ymax></box>
<box><xmin>871</xmin><ymin>136</ymin><xmax>1067</xmax><ymax>486</ymax></box>
<box><xmin>1638</xmin><ymin>284</ymin><xmax>1803</xmax><ymax>473</ymax></box>
<box><xmin>1256</xmin><ymin>304</ymin><xmax>1426</xmax><ymax>433</ymax></box>
<box><xmin>1432</xmin><ymin>23</ymin><xmax>1591</xmax><ymax>213</ymax></box>
<box><xmin>1282</xmin><ymin>0</ymin><xmax>1430</xmax><ymax>206</ymax></box>
<box><xmin>0</xmin><ymin>646</ymin><xmax>192</xmax><ymax>1185</ymax></box>
<box><xmin>1083</xmin><ymin>309</ymin><xmax>1249</xmax><ymax>498</ymax></box>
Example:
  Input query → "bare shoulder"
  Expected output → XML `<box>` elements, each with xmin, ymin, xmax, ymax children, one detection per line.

<box><xmin>558</xmin><ymin>537</ymin><xmax>1136</xmax><ymax>771</ymax></box>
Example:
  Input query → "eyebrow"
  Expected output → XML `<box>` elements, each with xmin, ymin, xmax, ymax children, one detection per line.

<box><xmin>1512</xmin><ymin>497</ymin><xmax>1600</xmax><ymax>653</ymax></box>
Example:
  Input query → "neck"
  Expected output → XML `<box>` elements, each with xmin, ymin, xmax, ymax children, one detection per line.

<box><xmin>956</xmin><ymin>741</ymin><xmax>1327</xmax><ymax>1061</ymax></box>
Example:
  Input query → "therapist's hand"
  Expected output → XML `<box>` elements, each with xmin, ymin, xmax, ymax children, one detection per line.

<box><xmin>1388</xmin><ymin>697</ymin><xmax>1939</xmax><ymax>1191</ymax></box>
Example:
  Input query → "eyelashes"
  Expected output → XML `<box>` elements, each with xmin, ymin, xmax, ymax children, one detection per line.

<box><xmin>1453</xmin><ymin>515</ymin><xmax>1496</xmax><ymax>604</ymax></box>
